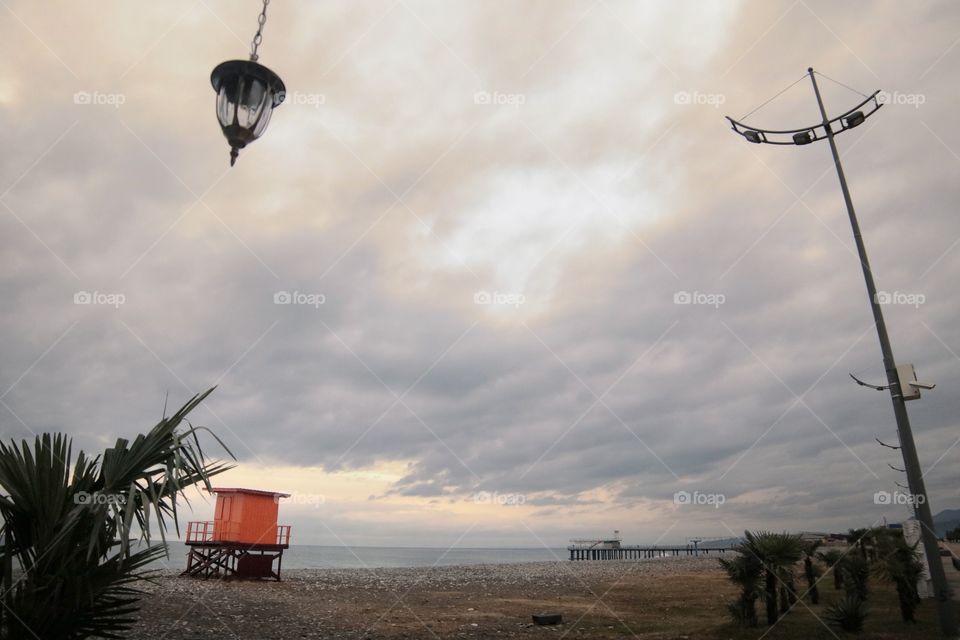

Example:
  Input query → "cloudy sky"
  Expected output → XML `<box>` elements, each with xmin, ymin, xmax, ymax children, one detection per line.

<box><xmin>2</xmin><ymin>0</ymin><xmax>959</xmax><ymax>548</ymax></box>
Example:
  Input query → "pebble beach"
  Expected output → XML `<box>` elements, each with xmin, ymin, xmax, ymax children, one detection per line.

<box><xmin>131</xmin><ymin>556</ymin><xmax>728</xmax><ymax>639</ymax></box>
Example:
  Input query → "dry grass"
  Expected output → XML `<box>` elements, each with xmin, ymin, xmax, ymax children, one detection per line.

<box><xmin>132</xmin><ymin>559</ymin><xmax>958</xmax><ymax>639</ymax></box>
<box><xmin>585</xmin><ymin>568</ymin><xmax>951</xmax><ymax>639</ymax></box>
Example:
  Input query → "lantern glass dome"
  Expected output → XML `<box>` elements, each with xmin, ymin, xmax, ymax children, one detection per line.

<box><xmin>211</xmin><ymin>60</ymin><xmax>286</xmax><ymax>166</ymax></box>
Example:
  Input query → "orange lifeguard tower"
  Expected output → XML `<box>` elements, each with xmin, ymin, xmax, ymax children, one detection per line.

<box><xmin>183</xmin><ymin>487</ymin><xmax>291</xmax><ymax>581</ymax></box>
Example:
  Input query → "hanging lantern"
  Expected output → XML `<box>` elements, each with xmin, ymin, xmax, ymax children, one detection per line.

<box><xmin>210</xmin><ymin>0</ymin><xmax>285</xmax><ymax>166</ymax></box>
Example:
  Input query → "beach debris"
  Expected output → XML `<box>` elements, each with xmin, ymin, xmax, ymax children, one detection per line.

<box><xmin>532</xmin><ymin>612</ymin><xmax>562</xmax><ymax>625</ymax></box>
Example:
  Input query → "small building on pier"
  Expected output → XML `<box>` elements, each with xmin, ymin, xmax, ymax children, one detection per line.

<box><xmin>569</xmin><ymin>530</ymin><xmax>623</xmax><ymax>550</ymax></box>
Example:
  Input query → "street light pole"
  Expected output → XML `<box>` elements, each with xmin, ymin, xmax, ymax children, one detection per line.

<box><xmin>806</xmin><ymin>67</ymin><xmax>956</xmax><ymax>635</ymax></box>
<box><xmin>727</xmin><ymin>68</ymin><xmax>956</xmax><ymax>636</ymax></box>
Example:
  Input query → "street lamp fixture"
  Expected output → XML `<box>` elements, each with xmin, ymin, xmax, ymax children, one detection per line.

<box><xmin>726</xmin><ymin>86</ymin><xmax>882</xmax><ymax>146</ymax></box>
<box><xmin>792</xmin><ymin>130</ymin><xmax>813</xmax><ymax>145</ymax></box>
<box><xmin>845</xmin><ymin>110</ymin><xmax>866</xmax><ymax>129</ymax></box>
<box><xmin>726</xmin><ymin>67</ymin><xmax>957</xmax><ymax>637</ymax></box>
<box><xmin>210</xmin><ymin>0</ymin><xmax>286</xmax><ymax>166</ymax></box>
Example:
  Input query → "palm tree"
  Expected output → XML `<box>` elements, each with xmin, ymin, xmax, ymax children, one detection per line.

<box><xmin>847</xmin><ymin>527</ymin><xmax>870</xmax><ymax>560</ymax></box>
<box><xmin>801</xmin><ymin>540</ymin><xmax>822</xmax><ymax>604</ymax></box>
<box><xmin>719</xmin><ymin>546</ymin><xmax>763</xmax><ymax>627</ymax></box>
<box><xmin>0</xmin><ymin>388</ymin><xmax>233</xmax><ymax>639</ymax></box>
<box><xmin>817</xmin><ymin>548</ymin><xmax>846</xmax><ymax>591</ymax></box>
<box><xmin>737</xmin><ymin>532</ymin><xmax>779</xmax><ymax>625</ymax></box>
<box><xmin>741</xmin><ymin>531</ymin><xmax>804</xmax><ymax>625</ymax></box>
<box><xmin>873</xmin><ymin>531</ymin><xmax>924</xmax><ymax>622</ymax></box>
<box><xmin>839</xmin><ymin>554</ymin><xmax>870</xmax><ymax>601</ymax></box>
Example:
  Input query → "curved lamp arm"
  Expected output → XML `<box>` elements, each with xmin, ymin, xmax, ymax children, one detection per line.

<box><xmin>726</xmin><ymin>91</ymin><xmax>883</xmax><ymax>146</ymax></box>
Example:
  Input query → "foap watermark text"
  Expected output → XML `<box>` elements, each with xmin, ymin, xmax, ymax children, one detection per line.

<box><xmin>473</xmin><ymin>491</ymin><xmax>526</xmax><ymax>507</ymax></box>
<box><xmin>274</xmin><ymin>290</ymin><xmax>326</xmax><ymax>308</ymax></box>
<box><xmin>276</xmin><ymin>493</ymin><xmax>325</xmax><ymax>508</ymax></box>
<box><xmin>674</xmin><ymin>290</ymin><xmax>725</xmax><ymax>308</ymax></box>
<box><xmin>73</xmin><ymin>91</ymin><xmax>126</xmax><ymax>108</ymax></box>
<box><xmin>474</xmin><ymin>91</ymin><xmax>526</xmax><ymax>107</ymax></box>
<box><xmin>74</xmin><ymin>291</ymin><xmax>125</xmax><ymax>308</ymax></box>
<box><xmin>474</xmin><ymin>290</ymin><xmax>525</xmax><ymax>308</ymax></box>
<box><xmin>874</xmin><ymin>490</ymin><xmax>925</xmax><ymax>506</ymax></box>
<box><xmin>875</xmin><ymin>290</ymin><xmax>925</xmax><ymax>309</ymax></box>
<box><xmin>674</xmin><ymin>490</ymin><xmax>725</xmax><ymax>508</ymax></box>
<box><xmin>279</xmin><ymin>91</ymin><xmax>325</xmax><ymax>109</ymax></box>
<box><xmin>877</xmin><ymin>91</ymin><xmax>925</xmax><ymax>109</ymax></box>
<box><xmin>75</xmin><ymin>491</ymin><xmax>126</xmax><ymax>506</ymax></box>
<box><xmin>674</xmin><ymin>91</ymin><xmax>725</xmax><ymax>109</ymax></box>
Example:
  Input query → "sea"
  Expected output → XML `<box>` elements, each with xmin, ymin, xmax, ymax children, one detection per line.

<box><xmin>150</xmin><ymin>543</ymin><xmax>569</xmax><ymax>571</ymax></box>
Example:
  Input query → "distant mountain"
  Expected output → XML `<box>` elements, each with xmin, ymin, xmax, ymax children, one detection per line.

<box><xmin>932</xmin><ymin>508</ymin><xmax>960</xmax><ymax>537</ymax></box>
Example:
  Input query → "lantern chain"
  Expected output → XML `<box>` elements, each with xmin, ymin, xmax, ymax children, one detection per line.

<box><xmin>249</xmin><ymin>0</ymin><xmax>270</xmax><ymax>62</ymax></box>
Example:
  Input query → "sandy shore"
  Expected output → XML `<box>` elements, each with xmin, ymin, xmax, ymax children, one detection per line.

<box><xmin>131</xmin><ymin>556</ymin><xmax>729</xmax><ymax>639</ymax></box>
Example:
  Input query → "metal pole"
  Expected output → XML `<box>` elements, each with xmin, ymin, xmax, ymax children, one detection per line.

<box><xmin>808</xmin><ymin>67</ymin><xmax>956</xmax><ymax>636</ymax></box>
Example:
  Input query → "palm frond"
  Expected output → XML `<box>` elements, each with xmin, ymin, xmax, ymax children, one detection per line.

<box><xmin>0</xmin><ymin>387</ymin><xmax>233</xmax><ymax>639</ymax></box>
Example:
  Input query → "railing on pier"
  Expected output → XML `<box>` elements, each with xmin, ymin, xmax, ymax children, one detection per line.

<box><xmin>567</xmin><ymin>544</ymin><xmax>733</xmax><ymax>561</ymax></box>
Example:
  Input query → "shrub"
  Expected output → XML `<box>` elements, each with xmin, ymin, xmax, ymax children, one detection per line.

<box><xmin>825</xmin><ymin>593</ymin><xmax>868</xmax><ymax>633</ymax></box>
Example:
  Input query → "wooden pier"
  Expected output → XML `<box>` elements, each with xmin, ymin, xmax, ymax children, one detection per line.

<box><xmin>567</xmin><ymin>545</ymin><xmax>732</xmax><ymax>560</ymax></box>
<box><xmin>567</xmin><ymin>532</ymin><xmax>732</xmax><ymax>561</ymax></box>
<box><xmin>567</xmin><ymin>544</ymin><xmax>732</xmax><ymax>561</ymax></box>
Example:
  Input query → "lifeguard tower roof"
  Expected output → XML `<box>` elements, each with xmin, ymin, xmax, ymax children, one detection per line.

<box><xmin>210</xmin><ymin>487</ymin><xmax>291</xmax><ymax>498</ymax></box>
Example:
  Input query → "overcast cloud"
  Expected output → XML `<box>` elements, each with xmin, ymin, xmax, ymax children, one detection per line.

<box><xmin>2</xmin><ymin>0</ymin><xmax>959</xmax><ymax>547</ymax></box>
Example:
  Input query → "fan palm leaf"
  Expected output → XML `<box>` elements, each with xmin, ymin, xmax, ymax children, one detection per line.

<box><xmin>0</xmin><ymin>388</ymin><xmax>233</xmax><ymax>639</ymax></box>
